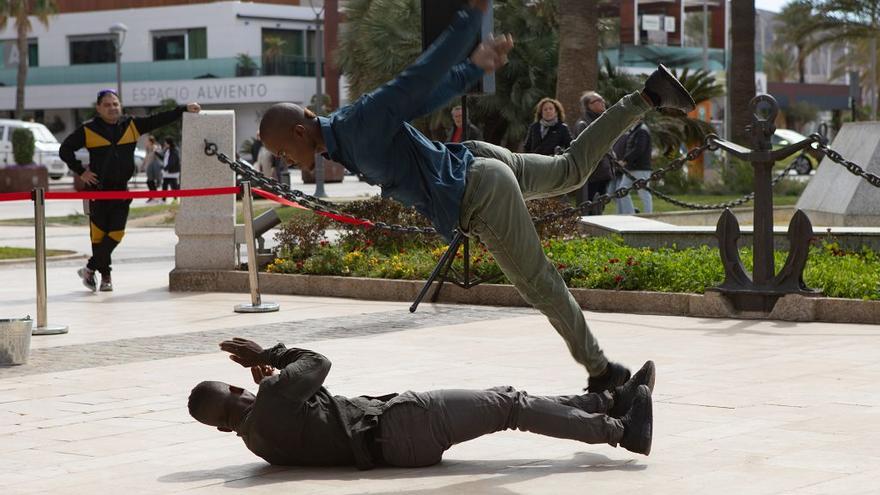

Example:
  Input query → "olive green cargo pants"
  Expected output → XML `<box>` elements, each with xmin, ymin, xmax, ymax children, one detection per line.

<box><xmin>459</xmin><ymin>92</ymin><xmax>650</xmax><ymax>375</ymax></box>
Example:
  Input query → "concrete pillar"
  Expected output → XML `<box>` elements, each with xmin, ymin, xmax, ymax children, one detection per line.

<box><xmin>797</xmin><ymin>122</ymin><xmax>880</xmax><ymax>226</ymax></box>
<box><xmin>174</xmin><ymin>111</ymin><xmax>237</xmax><ymax>271</ymax></box>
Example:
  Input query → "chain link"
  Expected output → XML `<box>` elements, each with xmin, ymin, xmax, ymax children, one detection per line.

<box><xmin>615</xmin><ymin>155</ymin><xmax>798</xmax><ymax>211</ymax></box>
<box><xmin>203</xmin><ymin>141</ymin><xmax>439</xmax><ymax>235</ymax></box>
<box><xmin>533</xmin><ymin>142</ymin><xmax>711</xmax><ymax>224</ymax></box>
<box><xmin>815</xmin><ymin>141</ymin><xmax>880</xmax><ymax>188</ymax></box>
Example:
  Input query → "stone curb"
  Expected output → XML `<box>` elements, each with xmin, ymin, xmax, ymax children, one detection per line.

<box><xmin>168</xmin><ymin>269</ymin><xmax>880</xmax><ymax>325</ymax></box>
<box><xmin>0</xmin><ymin>253</ymin><xmax>85</xmax><ymax>266</ymax></box>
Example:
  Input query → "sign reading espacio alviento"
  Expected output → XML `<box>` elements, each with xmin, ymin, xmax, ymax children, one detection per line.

<box><xmin>129</xmin><ymin>81</ymin><xmax>271</xmax><ymax>105</ymax></box>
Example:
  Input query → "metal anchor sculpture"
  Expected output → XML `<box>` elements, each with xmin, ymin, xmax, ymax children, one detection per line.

<box><xmin>708</xmin><ymin>95</ymin><xmax>822</xmax><ymax>312</ymax></box>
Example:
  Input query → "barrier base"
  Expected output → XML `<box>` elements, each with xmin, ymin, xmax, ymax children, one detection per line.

<box><xmin>234</xmin><ymin>302</ymin><xmax>280</xmax><ymax>313</ymax></box>
<box><xmin>32</xmin><ymin>324</ymin><xmax>69</xmax><ymax>336</ymax></box>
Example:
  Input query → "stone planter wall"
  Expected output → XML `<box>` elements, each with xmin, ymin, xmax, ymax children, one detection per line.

<box><xmin>169</xmin><ymin>269</ymin><xmax>880</xmax><ymax>325</ymax></box>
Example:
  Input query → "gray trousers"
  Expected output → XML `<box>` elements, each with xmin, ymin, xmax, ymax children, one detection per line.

<box><xmin>377</xmin><ymin>387</ymin><xmax>624</xmax><ymax>468</ymax></box>
<box><xmin>459</xmin><ymin>92</ymin><xmax>650</xmax><ymax>374</ymax></box>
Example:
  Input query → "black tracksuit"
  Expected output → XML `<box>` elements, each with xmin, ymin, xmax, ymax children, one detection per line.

<box><xmin>60</xmin><ymin>107</ymin><xmax>186</xmax><ymax>275</ymax></box>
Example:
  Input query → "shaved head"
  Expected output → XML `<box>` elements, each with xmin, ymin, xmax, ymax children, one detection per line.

<box><xmin>258</xmin><ymin>103</ymin><xmax>322</xmax><ymax>171</ymax></box>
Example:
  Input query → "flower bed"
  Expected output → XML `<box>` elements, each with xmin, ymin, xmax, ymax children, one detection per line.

<box><xmin>267</xmin><ymin>203</ymin><xmax>880</xmax><ymax>301</ymax></box>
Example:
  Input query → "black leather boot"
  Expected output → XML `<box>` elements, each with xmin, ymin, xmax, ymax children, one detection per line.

<box><xmin>620</xmin><ymin>385</ymin><xmax>653</xmax><ymax>456</ymax></box>
<box><xmin>587</xmin><ymin>361</ymin><xmax>632</xmax><ymax>394</ymax></box>
<box><xmin>642</xmin><ymin>64</ymin><xmax>696</xmax><ymax>113</ymax></box>
<box><xmin>609</xmin><ymin>360</ymin><xmax>656</xmax><ymax>418</ymax></box>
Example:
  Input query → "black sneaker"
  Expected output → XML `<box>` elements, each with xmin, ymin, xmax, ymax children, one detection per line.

<box><xmin>587</xmin><ymin>361</ymin><xmax>631</xmax><ymax>394</ymax></box>
<box><xmin>99</xmin><ymin>274</ymin><xmax>113</xmax><ymax>292</ymax></box>
<box><xmin>619</xmin><ymin>385</ymin><xmax>653</xmax><ymax>456</ymax></box>
<box><xmin>77</xmin><ymin>267</ymin><xmax>97</xmax><ymax>292</ymax></box>
<box><xmin>609</xmin><ymin>361</ymin><xmax>656</xmax><ymax>418</ymax></box>
<box><xmin>642</xmin><ymin>64</ymin><xmax>696</xmax><ymax>113</ymax></box>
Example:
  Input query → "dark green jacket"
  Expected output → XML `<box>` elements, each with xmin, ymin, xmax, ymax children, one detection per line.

<box><xmin>60</xmin><ymin>107</ymin><xmax>185</xmax><ymax>190</ymax></box>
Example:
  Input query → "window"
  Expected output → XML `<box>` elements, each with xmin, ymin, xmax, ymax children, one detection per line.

<box><xmin>262</xmin><ymin>28</ymin><xmax>314</xmax><ymax>76</ymax></box>
<box><xmin>1</xmin><ymin>39</ymin><xmax>38</xmax><ymax>68</ymax></box>
<box><xmin>70</xmin><ymin>35</ymin><xmax>116</xmax><ymax>65</ymax></box>
<box><xmin>152</xmin><ymin>28</ymin><xmax>207</xmax><ymax>61</ymax></box>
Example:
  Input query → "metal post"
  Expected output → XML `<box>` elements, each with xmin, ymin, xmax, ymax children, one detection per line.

<box><xmin>32</xmin><ymin>188</ymin><xmax>68</xmax><ymax>335</ymax></box>
<box><xmin>702</xmin><ymin>0</ymin><xmax>709</xmax><ymax>72</ymax></box>
<box><xmin>116</xmin><ymin>46</ymin><xmax>122</xmax><ymax>101</ymax></box>
<box><xmin>234</xmin><ymin>182</ymin><xmax>279</xmax><ymax>313</ymax></box>
<box><xmin>313</xmin><ymin>12</ymin><xmax>326</xmax><ymax>198</ymax></box>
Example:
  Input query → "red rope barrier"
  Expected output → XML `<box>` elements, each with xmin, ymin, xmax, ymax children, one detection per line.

<box><xmin>0</xmin><ymin>186</ymin><xmax>375</xmax><ymax>228</ymax></box>
<box><xmin>252</xmin><ymin>188</ymin><xmax>374</xmax><ymax>227</ymax></box>
<box><xmin>0</xmin><ymin>191</ymin><xmax>32</xmax><ymax>202</ymax></box>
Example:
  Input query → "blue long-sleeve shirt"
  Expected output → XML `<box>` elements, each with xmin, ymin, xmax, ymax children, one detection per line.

<box><xmin>319</xmin><ymin>7</ymin><xmax>485</xmax><ymax>241</ymax></box>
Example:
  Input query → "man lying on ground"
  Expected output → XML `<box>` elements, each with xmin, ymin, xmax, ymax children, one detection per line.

<box><xmin>188</xmin><ymin>338</ymin><xmax>655</xmax><ymax>469</ymax></box>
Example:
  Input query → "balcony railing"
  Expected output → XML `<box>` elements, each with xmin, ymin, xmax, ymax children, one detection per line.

<box><xmin>0</xmin><ymin>56</ymin><xmax>319</xmax><ymax>86</ymax></box>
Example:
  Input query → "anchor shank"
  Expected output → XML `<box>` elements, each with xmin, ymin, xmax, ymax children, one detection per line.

<box><xmin>753</xmin><ymin>160</ymin><xmax>775</xmax><ymax>285</ymax></box>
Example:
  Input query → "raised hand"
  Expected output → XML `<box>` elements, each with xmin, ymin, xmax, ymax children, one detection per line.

<box><xmin>186</xmin><ymin>102</ymin><xmax>201</xmax><ymax>113</ymax></box>
<box><xmin>468</xmin><ymin>0</ymin><xmax>490</xmax><ymax>13</ymax></box>
<box><xmin>250</xmin><ymin>365</ymin><xmax>275</xmax><ymax>385</ymax></box>
<box><xmin>469</xmin><ymin>33</ymin><xmax>514</xmax><ymax>74</ymax></box>
<box><xmin>219</xmin><ymin>337</ymin><xmax>264</xmax><ymax>367</ymax></box>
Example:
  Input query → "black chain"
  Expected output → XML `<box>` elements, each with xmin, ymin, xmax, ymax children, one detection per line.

<box><xmin>616</xmin><ymin>156</ymin><xmax>798</xmax><ymax>211</ymax></box>
<box><xmin>533</xmin><ymin>142</ymin><xmax>710</xmax><ymax>224</ymax></box>
<box><xmin>203</xmin><ymin>141</ymin><xmax>439</xmax><ymax>235</ymax></box>
<box><xmin>205</xmin><ymin>140</ymin><xmax>712</xmax><ymax>231</ymax></box>
<box><xmin>815</xmin><ymin>141</ymin><xmax>880</xmax><ymax>188</ymax></box>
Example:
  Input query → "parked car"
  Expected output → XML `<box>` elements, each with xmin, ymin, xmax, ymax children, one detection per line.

<box><xmin>772</xmin><ymin>128</ymin><xmax>821</xmax><ymax>175</ymax></box>
<box><xmin>0</xmin><ymin>119</ymin><xmax>67</xmax><ymax>179</ymax></box>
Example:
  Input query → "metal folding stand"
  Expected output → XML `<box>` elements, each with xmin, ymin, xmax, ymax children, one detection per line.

<box><xmin>31</xmin><ymin>188</ymin><xmax>68</xmax><ymax>335</ymax></box>
<box><xmin>409</xmin><ymin>95</ymin><xmax>504</xmax><ymax>313</ymax></box>
<box><xmin>234</xmin><ymin>182</ymin><xmax>280</xmax><ymax>313</ymax></box>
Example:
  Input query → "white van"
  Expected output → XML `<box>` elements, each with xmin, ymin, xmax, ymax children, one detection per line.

<box><xmin>0</xmin><ymin>119</ymin><xmax>68</xmax><ymax>180</ymax></box>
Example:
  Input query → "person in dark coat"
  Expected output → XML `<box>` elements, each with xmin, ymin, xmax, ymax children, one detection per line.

<box><xmin>523</xmin><ymin>97</ymin><xmax>572</xmax><ymax>155</ymax></box>
<box><xmin>615</xmin><ymin>121</ymin><xmax>653</xmax><ymax>214</ymax></box>
<box><xmin>574</xmin><ymin>91</ymin><xmax>616</xmax><ymax>214</ymax></box>
<box><xmin>446</xmin><ymin>105</ymin><xmax>483</xmax><ymax>143</ymax></box>
<box><xmin>188</xmin><ymin>337</ymin><xmax>656</xmax><ymax>470</ymax></box>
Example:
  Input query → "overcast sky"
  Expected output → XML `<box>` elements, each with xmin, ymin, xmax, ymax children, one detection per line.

<box><xmin>755</xmin><ymin>0</ymin><xmax>789</xmax><ymax>13</ymax></box>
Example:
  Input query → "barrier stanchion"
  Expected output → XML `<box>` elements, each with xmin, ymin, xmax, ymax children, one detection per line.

<box><xmin>234</xmin><ymin>182</ymin><xmax>279</xmax><ymax>314</ymax></box>
<box><xmin>31</xmin><ymin>188</ymin><xmax>68</xmax><ymax>335</ymax></box>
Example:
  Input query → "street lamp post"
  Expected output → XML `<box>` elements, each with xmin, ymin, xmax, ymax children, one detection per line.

<box><xmin>309</xmin><ymin>1</ymin><xmax>326</xmax><ymax>197</ymax></box>
<box><xmin>109</xmin><ymin>22</ymin><xmax>128</xmax><ymax>102</ymax></box>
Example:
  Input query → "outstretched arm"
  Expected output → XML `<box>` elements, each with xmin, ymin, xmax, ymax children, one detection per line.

<box><xmin>410</xmin><ymin>34</ymin><xmax>514</xmax><ymax>119</ymax></box>
<box><xmin>220</xmin><ymin>338</ymin><xmax>331</xmax><ymax>402</ymax></box>
<box><xmin>366</xmin><ymin>5</ymin><xmax>483</xmax><ymax>123</ymax></box>
<box><xmin>132</xmin><ymin>103</ymin><xmax>201</xmax><ymax>134</ymax></box>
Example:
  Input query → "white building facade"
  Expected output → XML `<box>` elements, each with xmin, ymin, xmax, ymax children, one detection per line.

<box><xmin>0</xmin><ymin>1</ymin><xmax>329</xmax><ymax>152</ymax></box>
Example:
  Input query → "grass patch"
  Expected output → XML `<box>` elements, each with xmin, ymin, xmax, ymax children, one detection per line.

<box><xmin>0</xmin><ymin>246</ymin><xmax>73</xmax><ymax>260</ymax></box>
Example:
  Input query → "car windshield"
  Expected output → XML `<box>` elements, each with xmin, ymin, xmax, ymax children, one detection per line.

<box><xmin>25</xmin><ymin>125</ymin><xmax>59</xmax><ymax>144</ymax></box>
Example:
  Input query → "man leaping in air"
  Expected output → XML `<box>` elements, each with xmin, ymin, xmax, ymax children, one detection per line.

<box><xmin>257</xmin><ymin>0</ymin><xmax>695</xmax><ymax>393</ymax></box>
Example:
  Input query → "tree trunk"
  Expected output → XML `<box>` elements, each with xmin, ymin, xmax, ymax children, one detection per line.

<box><xmin>730</xmin><ymin>0</ymin><xmax>756</xmax><ymax>145</ymax></box>
<box><xmin>15</xmin><ymin>18</ymin><xmax>28</xmax><ymax>119</ymax></box>
<box><xmin>556</xmin><ymin>0</ymin><xmax>597</xmax><ymax>128</ymax></box>
<box><xmin>797</xmin><ymin>44</ymin><xmax>806</xmax><ymax>83</ymax></box>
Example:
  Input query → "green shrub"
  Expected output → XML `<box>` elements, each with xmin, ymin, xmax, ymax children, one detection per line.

<box><xmin>719</xmin><ymin>156</ymin><xmax>754</xmax><ymax>195</ymax></box>
<box><xmin>12</xmin><ymin>128</ymin><xmax>35</xmax><ymax>165</ymax></box>
<box><xmin>267</xmin><ymin>234</ymin><xmax>880</xmax><ymax>300</ymax></box>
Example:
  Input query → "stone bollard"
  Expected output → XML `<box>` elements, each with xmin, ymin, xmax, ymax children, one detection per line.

<box><xmin>797</xmin><ymin>122</ymin><xmax>880</xmax><ymax>226</ymax></box>
<box><xmin>173</xmin><ymin>111</ymin><xmax>237</xmax><ymax>272</ymax></box>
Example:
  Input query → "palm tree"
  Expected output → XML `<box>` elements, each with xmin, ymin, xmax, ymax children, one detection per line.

<box><xmin>0</xmin><ymin>0</ymin><xmax>57</xmax><ymax>119</ymax></box>
<box><xmin>556</xmin><ymin>0</ymin><xmax>597</xmax><ymax>128</ymax></box>
<box><xmin>776</xmin><ymin>0</ymin><xmax>820</xmax><ymax>83</ymax></box>
<box><xmin>730</xmin><ymin>0</ymin><xmax>756</xmax><ymax>145</ymax></box>
<box><xmin>262</xmin><ymin>35</ymin><xmax>287</xmax><ymax>75</ymax></box>
<box><xmin>763</xmin><ymin>48</ymin><xmax>797</xmax><ymax>82</ymax></box>
<box><xmin>811</xmin><ymin>0</ymin><xmax>880</xmax><ymax>119</ymax></box>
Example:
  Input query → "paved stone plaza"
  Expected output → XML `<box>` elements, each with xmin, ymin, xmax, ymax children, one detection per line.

<box><xmin>1</xmin><ymin>225</ymin><xmax>879</xmax><ymax>494</ymax></box>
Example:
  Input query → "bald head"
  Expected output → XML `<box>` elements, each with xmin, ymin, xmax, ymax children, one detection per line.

<box><xmin>258</xmin><ymin>103</ymin><xmax>322</xmax><ymax>171</ymax></box>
